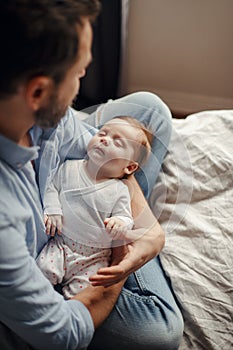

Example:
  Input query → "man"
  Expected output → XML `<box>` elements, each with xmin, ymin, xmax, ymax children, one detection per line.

<box><xmin>0</xmin><ymin>1</ymin><xmax>183</xmax><ymax>349</ymax></box>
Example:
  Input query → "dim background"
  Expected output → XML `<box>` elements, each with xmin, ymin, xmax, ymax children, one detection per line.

<box><xmin>77</xmin><ymin>0</ymin><xmax>233</xmax><ymax>117</ymax></box>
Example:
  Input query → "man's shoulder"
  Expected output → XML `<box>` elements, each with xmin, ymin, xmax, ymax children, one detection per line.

<box><xmin>0</xmin><ymin>161</ymin><xmax>16</xmax><ymax>194</ymax></box>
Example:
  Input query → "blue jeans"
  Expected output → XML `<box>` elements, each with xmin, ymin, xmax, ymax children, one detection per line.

<box><xmin>85</xmin><ymin>92</ymin><xmax>184</xmax><ymax>350</ymax></box>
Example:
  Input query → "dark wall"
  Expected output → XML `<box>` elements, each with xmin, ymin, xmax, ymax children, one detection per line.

<box><xmin>74</xmin><ymin>0</ymin><xmax>122</xmax><ymax>111</ymax></box>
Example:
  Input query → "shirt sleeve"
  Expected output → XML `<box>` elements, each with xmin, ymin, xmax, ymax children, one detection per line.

<box><xmin>0</xmin><ymin>213</ymin><xmax>94</xmax><ymax>350</ymax></box>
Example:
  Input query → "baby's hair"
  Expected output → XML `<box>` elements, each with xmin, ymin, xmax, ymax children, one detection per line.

<box><xmin>112</xmin><ymin>115</ymin><xmax>153</xmax><ymax>168</ymax></box>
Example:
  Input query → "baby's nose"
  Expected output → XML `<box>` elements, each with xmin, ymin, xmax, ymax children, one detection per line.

<box><xmin>100</xmin><ymin>137</ymin><xmax>108</xmax><ymax>146</ymax></box>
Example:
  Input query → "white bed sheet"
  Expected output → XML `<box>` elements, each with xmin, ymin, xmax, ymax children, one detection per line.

<box><xmin>149</xmin><ymin>110</ymin><xmax>233</xmax><ymax>350</ymax></box>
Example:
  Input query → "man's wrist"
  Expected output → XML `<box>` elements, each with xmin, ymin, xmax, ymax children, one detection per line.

<box><xmin>72</xmin><ymin>281</ymin><xmax>124</xmax><ymax>329</ymax></box>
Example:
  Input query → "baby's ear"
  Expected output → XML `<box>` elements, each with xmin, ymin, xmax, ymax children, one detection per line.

<box><xmin>124</xmin><ymin>162</ymin><xmax>138</xmax><ymax>175</ymax></box>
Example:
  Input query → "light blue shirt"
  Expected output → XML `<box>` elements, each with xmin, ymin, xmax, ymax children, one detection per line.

<box><xmin>0</xmin><ymin>108</ymin><xmax>96</xmax><ymax>349</ymax></box>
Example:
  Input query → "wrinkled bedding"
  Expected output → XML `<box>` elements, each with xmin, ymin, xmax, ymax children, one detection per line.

<box><xmin>149</xmin><ymin>110</ymin><xmax>233</xmax><ymax>350</ymax></box>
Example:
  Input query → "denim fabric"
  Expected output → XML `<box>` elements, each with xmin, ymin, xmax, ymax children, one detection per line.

<box><xmin>88</xmin><ymin>258</ymin><xmax>183</xmax><ymax>350</ymax></box>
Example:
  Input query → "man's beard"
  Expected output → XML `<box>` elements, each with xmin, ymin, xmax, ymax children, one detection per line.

<box><xmin>34</xmin><ymin>92</ymin><xmax>69</xmax><ymax>128</ymax></box>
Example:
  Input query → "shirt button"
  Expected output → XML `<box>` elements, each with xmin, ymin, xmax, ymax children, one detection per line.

<box><xmin>16</xmin><ymin>162</ymin><xmax>22</xmax><ymax>168</ymax></box>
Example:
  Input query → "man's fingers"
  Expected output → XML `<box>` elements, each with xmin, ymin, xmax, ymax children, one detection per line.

<box><xmin>89</xmin><ymin>273</ymin><xmax>124</xmax><ymax>287</ymax></box>
<box><xmin>91</xmin><ymin>265</ymin><xmax>125</xmax><ymax>277</ymax></box>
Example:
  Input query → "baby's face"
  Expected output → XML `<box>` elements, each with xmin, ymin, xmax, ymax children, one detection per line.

<box><xmin>87</xmin><ymin>118</ymin><xmax>142</xmax><ymax>176</ymax></box>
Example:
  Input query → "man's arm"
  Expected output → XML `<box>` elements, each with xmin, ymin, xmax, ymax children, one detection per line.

<box><xmin>72</xmin><ymin>281</ymin><xmax>125</xmax><ymax>329</ymax></box>
<box><xmin>89</xmin><ymin>175</ymin><xmax>165</xmax><ymax>286</ymax></box>
<box><xmin>0</xmin><ymin>214</ymin><xmax>123</xmax><ymax>349</ymax></box>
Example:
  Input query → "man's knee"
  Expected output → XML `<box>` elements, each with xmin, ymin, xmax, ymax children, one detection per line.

<box><xmin>119</xmin><ymin>91</ymin><xmax>172</xmax><ymax>121</ymax></box>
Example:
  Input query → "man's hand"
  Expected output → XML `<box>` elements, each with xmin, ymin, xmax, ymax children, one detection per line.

<box><xmin>44</xmin><ymin>214</ymin><xmax>63</xmax><ymax>236</ymax></box>
<box><xmin>89</xmin><ymin>222</ymin><xmax>164</xmax><ymax>287</ymax></box>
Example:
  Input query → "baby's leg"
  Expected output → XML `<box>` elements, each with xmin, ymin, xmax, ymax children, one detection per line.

<box><xmin>61</xmin><ymin>241</ymin><xmax>111</xmax><ymax>299</ymax></box>
<box><xmin>36</xmin><ymin>236</ymin><xmax>66</xmax><ymax>285</ymax></box>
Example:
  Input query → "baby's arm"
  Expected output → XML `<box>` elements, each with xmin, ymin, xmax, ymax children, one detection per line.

<box><xmin>104</xmin><ymin>216</ymin><xmax>133</xmax><ymax>240</ymax></box>
<box><xmin>44</xmin><ymin>164</ymin><xmax>64</xmax><ymax>236</ymax></box>
<box><xmin>104</xmin><ymin>181</ymin><xmax>134</xmax><ymax>241</ymax></box>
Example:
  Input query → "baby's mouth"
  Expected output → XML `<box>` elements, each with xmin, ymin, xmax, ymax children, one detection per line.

<box><xmin>93</xmin><ymin>145</ymin><xmax>105</xmax><ymax>155</ymax></box>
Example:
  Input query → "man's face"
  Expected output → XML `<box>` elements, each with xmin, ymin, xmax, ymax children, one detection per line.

<box><xmin>35</xmin><ymin>19</ymin><xmax>93</xmax><ymax>128</ymax></box>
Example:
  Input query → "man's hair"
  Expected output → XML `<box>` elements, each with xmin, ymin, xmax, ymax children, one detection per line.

<box><xmin>0</xmin><ymin>0</ymin><xmax>100</xmax><ymax>98</ymax></box>
<box><xmin>113</xmin><ymin>116</ymin><xmax>153</xmax><ymax>168</ymax></box>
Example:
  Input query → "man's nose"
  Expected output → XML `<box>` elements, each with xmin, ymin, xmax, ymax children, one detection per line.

<box><xmin>78</xmin><ymin>68</ymin><xmax>86</xmax><ymax>79</ymax></box>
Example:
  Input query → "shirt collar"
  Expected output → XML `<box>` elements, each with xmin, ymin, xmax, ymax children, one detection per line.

<box><xmin>0</xmin><ymin>133</ymin><xmax>39</xmax><ymax>170</ymax></box>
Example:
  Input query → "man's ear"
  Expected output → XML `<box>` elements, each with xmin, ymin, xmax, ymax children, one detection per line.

<box><xmin>124</xmin><ymin>162</ymin><xmax>139</xmax><ymax>175</ymax></box>
<box><xmin>25</xmin><ymin>76</ymin><xmax>54</xmax><ymax>111</ymax></box>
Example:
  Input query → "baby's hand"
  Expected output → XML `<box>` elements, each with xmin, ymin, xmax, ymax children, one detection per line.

<box><xmin>104</xmin><ymin>217</ymin><xmax>127</xmax><ymax>240</ymax></box>
<box><xmin>44</xmin><ymin>215</ymin><xmax>63</xmax><ymax>236</ymax></box>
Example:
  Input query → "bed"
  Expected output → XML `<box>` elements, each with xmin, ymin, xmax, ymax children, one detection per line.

<box><xmin>149</xmin><ymin>110</ymin><xmax>233</xmax><ymax>349</ymax></box>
